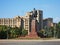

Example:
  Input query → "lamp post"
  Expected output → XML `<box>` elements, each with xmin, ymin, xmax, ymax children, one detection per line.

<box><xmin>54</xmin><ymin>24</ymin><xmax>56</xmax><ymax>38</ymax></box>
<box><xmin>7</xmin><ymin>29</ymin><xmax>8</xmax><ymax>39</ymax></box>
<box><xmin>7</xmin><ymin>27</ymin><xmax>10</xmax><ymax>39</ymax></box>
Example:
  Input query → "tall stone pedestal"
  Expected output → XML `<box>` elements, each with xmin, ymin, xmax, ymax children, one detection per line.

<box><xmin>26</xmin><ymin>19</ymin><xmax>38</xmax><ymax>38</ymax></box>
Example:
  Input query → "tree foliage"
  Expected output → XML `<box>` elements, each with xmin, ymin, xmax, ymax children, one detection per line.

<box><xmin>0</xmin><ymin>25</ymin><xmax>7</xmax><ymax>39</ymax></box>
<box><xmin>0</xmin><ymin>25</ymin><xmax>28</xmax><ymax>39</ymax></box>
<box><xmin>21</xmin><ymin>29</ymin><xmax>28</xmax><ymax>36</ymax></box>
<box><xmin>56</xmin><ymin>22</ymin><xmax>60</xmax><ymax>38</ymax></box>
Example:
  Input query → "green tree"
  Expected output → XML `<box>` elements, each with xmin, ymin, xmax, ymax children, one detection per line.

<box><xmin>49</xmin><ymin>27</ymin><xmax>55</xmax><ymax>37</ymax></box>
<box><xmin>56</xmin><ymin>22</ymin><xmax>60</xmax><ymax>38</ymax></box>
<box><xmin>0</xmin><ymin>25</ymin><xmax>28</xmax><ymax>39</ymax></box>
<box><xmin>21</xmin><ymin>29</ymin><xmax>28</xmax><ymax>36</ymax></box>
<box><xmin>44</xmin><ymin>26</ymin><xmax>54</xmax><ymax>38</ymax></box>
<box><xmin>38</xmin><ymin>29</ymin><xmax>47</xmax><ymax>38</ymax></box>
<box><xmin>0</xmin><ymin>25</ymin><xmax>8</xmax><ymax>39</ymax></box>
<box><xmin>0</xmin><ymin>30</ymin><xmax>7</xmax><ymax>39</ymax></box>
<box><xmin>9</xmin><ymin>27</ymin><xmax>22</xmax><ymax>38</ymax></box>
<box><xmin>10</xmin><ymin>28</ymin><xmax>16</xmax><ymax>38</ymax></box>
<box><xmin>13</xmin><ymin>27</ymin><xmax>22</xmax><ymax>37</ymax></box>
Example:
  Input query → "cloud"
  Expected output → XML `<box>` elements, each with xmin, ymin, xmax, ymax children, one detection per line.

<box><xmin>53</xmin><ymin>17</ymin><xmax>60</xmax><ymax>23</ymax></box>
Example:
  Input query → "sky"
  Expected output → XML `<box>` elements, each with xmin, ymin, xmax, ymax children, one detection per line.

<box><xmin>0</xmin><ymin>0</ymin><xmax>60</xmax><ymax>23</ymax></box>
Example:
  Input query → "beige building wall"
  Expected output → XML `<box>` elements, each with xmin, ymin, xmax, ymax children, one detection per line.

<box><xmin>14</xmin><ymin>16</ymin><xmax>21</xmax><ymax>27</ymax></box>
<box><xmin>23</xmin><ymin>14</ymin><xmax>31</xmax><ymax>35</ymax></box>
<box><xmin>0</xmin><ymin>16</ymin><xmax>21</xmax><ymax>28</ymax></box>
<box><xmin>0</xmin><ymin>18</ymin><xmax>10</xmax><ymax>26</ymax></box>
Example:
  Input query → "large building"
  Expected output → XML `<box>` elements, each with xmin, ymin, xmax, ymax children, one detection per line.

<box><xmin>0</xmin><ymin>8</ymin><xmax>53</xmax><ymax>35</ymax></box>
<box><xmin>0</xmin><ymin>16</ymin><xmax>21</xmax><ymax>27</ymax></box>
<box><xmin>43</xmin><ymin>18</ymin><xmax>53</xmax><ymax>29</ymax></box>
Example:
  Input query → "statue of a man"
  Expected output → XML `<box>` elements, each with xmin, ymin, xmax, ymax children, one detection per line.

<box><xmin>33</xmin><ymin>8</ymin><xmax>37</xmax><ymax>18</ymax></box>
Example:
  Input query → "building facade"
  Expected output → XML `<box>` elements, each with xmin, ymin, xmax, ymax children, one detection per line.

<box><xmin>0</xmin><ymin>16</ymin><xmax>21</xmax><ymax>27</ymax></box>
<box><xmin>43</xmin><ymin>18</ymin><xmax>53</xmax><ymax>29</ymax></box>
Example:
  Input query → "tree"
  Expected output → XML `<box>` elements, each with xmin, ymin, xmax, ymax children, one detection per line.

<box><xmin>0</xmin><ymin>25</ymin><xmax>28</xmax><ymax>39</ymax></box>
<box><xmin>0</xmin><ymin>30</ymin><xmax>7</xmax><ymax>39</ymax></box>
<box><xmin>0</xmin><ymin>25</ymin><xmax>8</xmax><ymax>39</ymax></box>
<box><xmin>56</xmin><ymin>22</ymin><xmax>60</xmax><ymax>38</ymax></box>
<box><xmin>21</xmin><ymin>29</ymin><xmax>28</xmax><ymax>36</ymax></box>
<box><xmin>9</xmin><ymin>27</ymin><xmax>22</xmax><ymax>38</ymax></box>
<box><xmin>43</xmin><ymin>26</ymin><xmax>54</xmax><ymax>38</ymax></box>
<box><xmin>14</xmin><ymin>27</ymin><xmax>22</xmax><ymax>37</ymax></box>
<box><xmin>49</xmin><ymin>27</ymin><xmax>55</xmax><ymax>37</ymax></box>
<box><xmin>38</xmin><ymin>29</ymin><xmax>47</xmax><ymax>38</ymax></box>
<box><xmin>10</xmin><ymin>28</ymin><xmax>16</xmax><ymax>38</ymax></box>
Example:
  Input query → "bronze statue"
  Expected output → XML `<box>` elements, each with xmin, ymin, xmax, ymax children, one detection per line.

<box><xmin>33</xmin><ymin>8</ymin><xmax>37</xmax><ymax>18</ymax></box>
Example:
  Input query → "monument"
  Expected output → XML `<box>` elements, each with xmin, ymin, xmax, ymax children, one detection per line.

<box><xmin>26</xmin><ymin>8</ymin><xmax>38</xmax><ymax>38</ymax></box>
<box><xmin>28</xmin><ymin>19</ymin><xmax>38</xmax><ymax>38</ymax></box>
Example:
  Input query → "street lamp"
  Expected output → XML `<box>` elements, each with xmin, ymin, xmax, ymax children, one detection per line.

<box><xmin>54</xmin><ymin>24</ymin><xmax>56</xmax><ymax>38</ymax></box>
<box><xmin>7</xmin><ymin>27</ymin><xmax>10</xmax><ymax>39</ymax></box>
